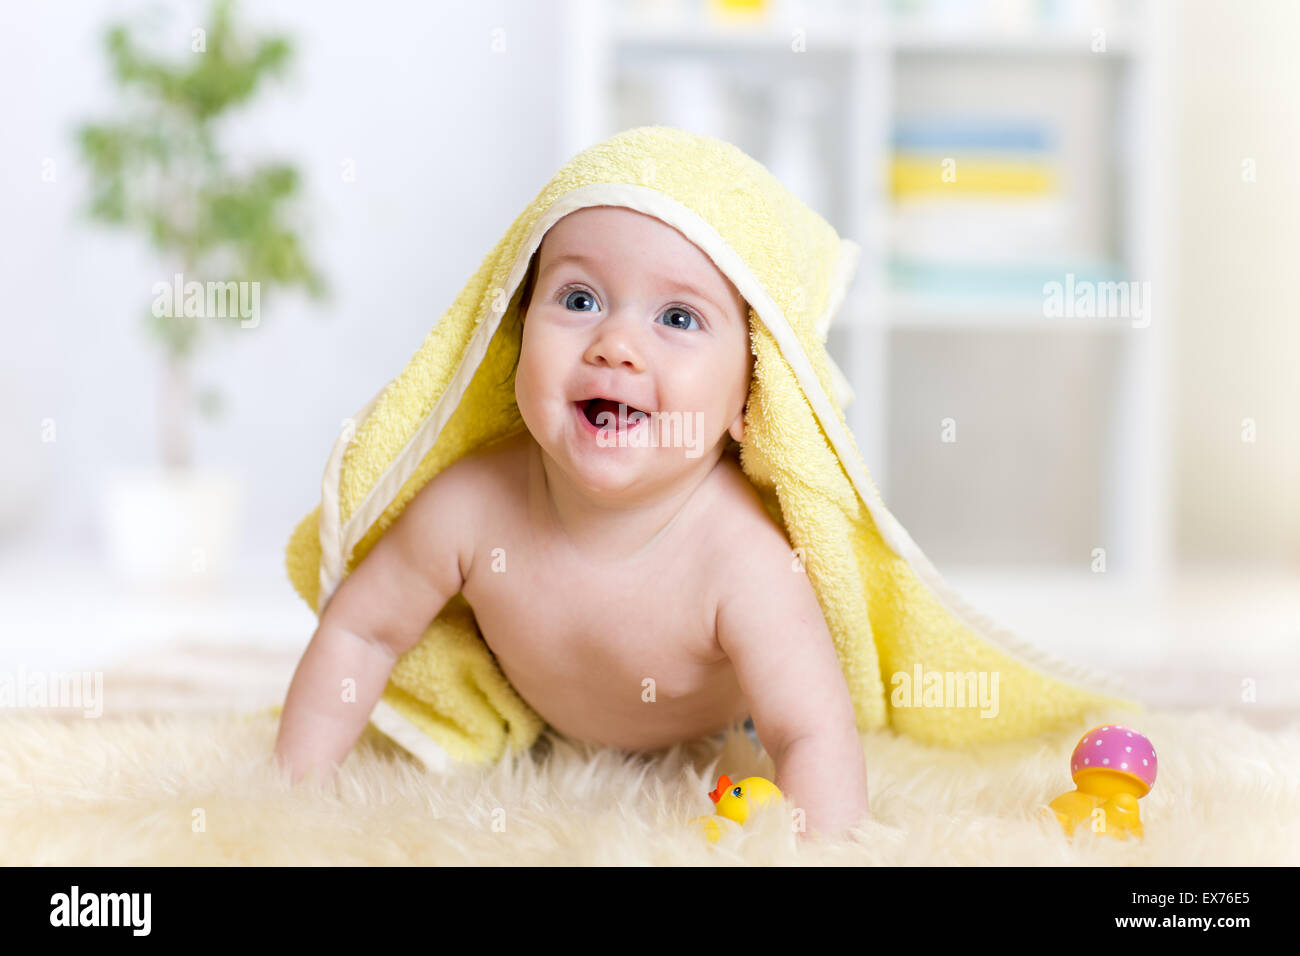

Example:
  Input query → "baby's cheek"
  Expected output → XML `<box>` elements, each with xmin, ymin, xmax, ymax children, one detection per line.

<box><xmin>514</xmin><ymin>339</ymin><xmax>547</xmax><ymax>396</ymax></box>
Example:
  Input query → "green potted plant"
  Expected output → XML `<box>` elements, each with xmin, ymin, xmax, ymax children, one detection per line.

<box><xmin>75</xmin><ymin>0</ymin><xmax>325</xmax><ymax>585</ymax></box>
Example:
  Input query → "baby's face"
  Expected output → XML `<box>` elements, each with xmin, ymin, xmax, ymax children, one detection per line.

<box><xmin>514</xmin><ymin>205</ymin><xmax>752</xmax><ymax>497</ymax></box>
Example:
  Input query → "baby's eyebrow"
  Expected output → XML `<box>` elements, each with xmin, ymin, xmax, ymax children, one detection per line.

<box><xmin>541</xmin><ymin>251</ymin><xmax>737</xmax><ymax>323</ymax></box>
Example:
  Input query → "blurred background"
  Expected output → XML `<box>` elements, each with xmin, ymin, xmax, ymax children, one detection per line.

<box><xmin>1</xmin><ymin>0</ymin><xmax>1296</xmax><ymax>725</ymax></box>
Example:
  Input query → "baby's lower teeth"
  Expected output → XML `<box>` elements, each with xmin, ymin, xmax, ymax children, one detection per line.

<box><xmin>586</xmin><ymin>402</ymin><xmax>646</xmax><ymax>428</ymax></box>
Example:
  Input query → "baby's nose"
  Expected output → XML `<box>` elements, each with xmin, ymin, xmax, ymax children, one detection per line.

<box><xmin>586</xmin><ymin>314</ymin><xmax>646</xmax><ymax>369</ymax></box>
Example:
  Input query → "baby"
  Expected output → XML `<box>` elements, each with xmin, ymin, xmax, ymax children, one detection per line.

<box><xmin>274</xmin><ymin>205</ymin><xmax>869</xmax><ymax>839</ymax></box>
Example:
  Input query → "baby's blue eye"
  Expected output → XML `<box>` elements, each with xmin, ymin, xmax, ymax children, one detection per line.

<box><xmin>562</xmin><ymin>289</ymin><xmax>598</xmax><ymax>312</ymax></box>
<box><xmin>659</xmin><ymin>306</ymin><xmax>700</xmax><ymax>331</ymax></box>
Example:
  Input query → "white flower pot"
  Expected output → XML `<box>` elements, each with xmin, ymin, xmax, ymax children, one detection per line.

<box><xmin>102</xmin><ymin>468</ymin><xmax>244</xmax><ymax>588</ymax></box>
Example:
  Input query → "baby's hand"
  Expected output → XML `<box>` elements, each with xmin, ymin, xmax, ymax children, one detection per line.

<box><xmin>714</xmin><ymin>526</ymin><xmax>869</xmax><ymax>841</ymax></box>
<box><xmin>769</xmin><ymin>729</ymin><xmax>869</xmax><ymax>841</ymax></box>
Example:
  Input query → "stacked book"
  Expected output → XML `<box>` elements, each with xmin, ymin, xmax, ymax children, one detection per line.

<box><xmin>888</xmin><ymin>116</ymin><xmax>1117</xmax><ymax>306</ymax></box>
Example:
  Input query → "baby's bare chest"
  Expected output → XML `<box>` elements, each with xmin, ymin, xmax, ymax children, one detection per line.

<box><xmin>462</xmin><ymin>530</ymin><xmax>722</xmax><ymax>693</ymax></box>
<box><xmin>448</xmin><ymin>440</ymin><xmax>761</xmax><ymax>746</ymax></box>
<box><xmin>458</xmin><ymin>509</ymin><xmax>753</xmax><ymax>747</ymax></box>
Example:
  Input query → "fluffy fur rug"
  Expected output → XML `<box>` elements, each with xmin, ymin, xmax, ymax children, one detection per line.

<box><xmin>2</xmin><ymin>705</ymin><xmax>1296</xmax><ymax>865</ymax></box>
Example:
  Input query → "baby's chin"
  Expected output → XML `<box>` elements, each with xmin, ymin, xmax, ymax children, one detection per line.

<box><xmin>564</xmin><ymin>439</ymin><xmax>736</xmax><ymax>502</ymax></box>
<box><xmin>549</xmin><ymin>438</ymin><xmax>701</xmax><ymax>498</ymax></box>
<box><xmin>560</xmin><ymin>443</ymin><xmax>670</xmax><ymax>497</ymax></box>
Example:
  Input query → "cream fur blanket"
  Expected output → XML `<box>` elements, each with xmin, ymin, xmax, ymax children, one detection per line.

<box><xmin>2</xmin><ymin>706</ymin><xmax>1296</xmax><ymax>864</ymax></box>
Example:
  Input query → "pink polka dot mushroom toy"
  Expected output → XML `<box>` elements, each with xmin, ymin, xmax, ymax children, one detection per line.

<box><xmin>1045</xmin><ymin>724</ymin><xmax>1157</xmax><ymax>841</ymax></box>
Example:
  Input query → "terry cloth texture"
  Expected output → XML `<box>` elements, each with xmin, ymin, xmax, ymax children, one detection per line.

<box><xmin>283</xmin><ymin>125</ymin><xmax>1139</xmax><ymax>771</ymax></box>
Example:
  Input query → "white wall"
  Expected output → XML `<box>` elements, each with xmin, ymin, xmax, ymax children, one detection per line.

<box><xmin>1172</xmin><ymin>0</ymin><xmax>1300</xmax><ymax>565</ymax></box>
<box><xmin>0</xmin><ymin>0</ymin><xmax>568</xmax><ymax>556</ymax></box>
<box><xmin>3</xmin><ymin>0</ymin><xmax>1298</xmax><ymax>573</ymax></box>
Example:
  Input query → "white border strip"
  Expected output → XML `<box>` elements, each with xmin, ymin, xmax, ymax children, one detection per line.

<box><xmin>369</xmin><ymin>699</ymin><xmax>452</xmax><ymax>774</ymax></box>
<box><xmin>317</xmin><ymin>386</ymin><xmax>386</xmax><ymax>613</ymax></box>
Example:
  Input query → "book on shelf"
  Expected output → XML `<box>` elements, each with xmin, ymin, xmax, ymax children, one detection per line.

<box><xmin>890</xmin><ymin>117</ymin><xmax>1058</xmax><ymax>195</ymax></box>
<box><xmin>888</xmin><ymin>257</ymin><xmax>1126</xmax><ymax>304</ymax></box>
<box><xmin>887</xmin><ymin>115</ymin><xmax>1109</xmax><ymax>304</ymax></box>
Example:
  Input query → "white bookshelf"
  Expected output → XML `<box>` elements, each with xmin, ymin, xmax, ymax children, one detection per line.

<box><xmin>562</xmin><ymin>0</ymin><xmax>1171</xmax><ymax>593</ymax></box>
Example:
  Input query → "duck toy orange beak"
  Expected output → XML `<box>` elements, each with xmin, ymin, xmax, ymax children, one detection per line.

<box><xmin>708</xmin><ymin>774</ymin><xmax>732</xmax><ymax>805</ymax></box>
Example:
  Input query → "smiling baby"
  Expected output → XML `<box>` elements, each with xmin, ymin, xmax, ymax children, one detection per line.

<box><xmin>274</xmin><ymin>205</ymin><xmax>869</xmax><ymax>840</ymax></box>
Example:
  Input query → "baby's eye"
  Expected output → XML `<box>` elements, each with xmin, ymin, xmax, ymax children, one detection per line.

<box><xmin>562</xmin><ymin>289</ymin><xmax>598</xmax><ymax>312</ymax></box>
<box><xmin>659</xmin><ymin>306</ymin><xmax>700</xmax><ymax>331</ymax></box>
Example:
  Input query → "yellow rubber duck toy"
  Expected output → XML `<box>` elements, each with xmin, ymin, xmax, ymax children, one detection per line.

<box><xmin>691</xmin><ymin>774</ymin><xmax>782</xmax><ymax>842</ymax></box>
<box><xmin>1046</xmin><ymin>723</ymin><xmax>1157</xmax><ymax>841</ymax></box>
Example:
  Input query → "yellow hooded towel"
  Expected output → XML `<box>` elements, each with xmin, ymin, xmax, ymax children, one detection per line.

<box><xmin>284</xmin><ymin>125</ymin><xmax>1139</xmax><ymax>772</ymax></box>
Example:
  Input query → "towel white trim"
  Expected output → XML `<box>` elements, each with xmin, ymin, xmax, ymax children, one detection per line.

<box><xmin>317</xmin><ymin>385</ymin><xmax>386</xmax><ymax>614</ymax></box>
<box><xmin>368</xmin><ymin>699</ymin><xmax>452</xmax><ymax>775</ymax></box>
<box><xmin>317</xmin><ymin>181</ymin><xmax>1135</xmax><ymax>764</ymax></box>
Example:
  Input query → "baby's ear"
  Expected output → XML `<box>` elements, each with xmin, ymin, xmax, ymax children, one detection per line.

<box><xmin>728</xmin><ymin>411</ymin><xmax>745</xmax><ymax>444</ymax></box>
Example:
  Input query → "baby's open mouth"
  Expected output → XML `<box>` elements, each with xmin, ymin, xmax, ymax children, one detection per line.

<box><xmin>578</xmin><ymin>398</ymin><xmax>648</xmax><ymax>428</ymax></box>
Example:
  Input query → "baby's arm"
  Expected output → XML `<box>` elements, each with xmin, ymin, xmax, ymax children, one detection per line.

<box><xmin>715</xmin><ymin>529</ymin><xmax>869</xmax><ymax>840</ymax></box>
<box><xmin>273</xmin><ymin>461</ymin><xmax>477</xmax><ymax>784</ymax></box>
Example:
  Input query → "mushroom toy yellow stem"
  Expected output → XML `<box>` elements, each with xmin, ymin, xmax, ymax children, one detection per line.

<box><xmin>1046</xmin><ymin>724</ymin><xmax>1157</xmax><ymax>840</ymax></box>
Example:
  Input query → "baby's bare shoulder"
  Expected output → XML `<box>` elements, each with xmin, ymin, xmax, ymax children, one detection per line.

<box><xmin>444</xmin><ymin>428</ymin><xmax>530</xmax><ymax>494</ymax></box>
<box><xmin>403</xmin><ymin>430</ymin><xmax>528</xmax><ymax>540</ymax></box>
<box><xmin>701</xmin><ymin>454</ymin><xmax>794</xmax><ymax>571</ymax></box>
<box><xmin>394</xmin><ymin>430</ymin><xmax>530</xmax><ymax>582</ymax></box>
<box><xmin>699</xmin><ymin>456</ymin><xmax>824</xmax><ymax>669</ymax></box>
